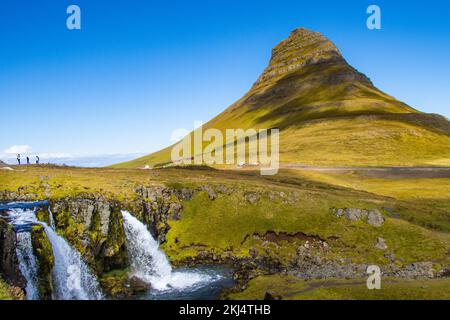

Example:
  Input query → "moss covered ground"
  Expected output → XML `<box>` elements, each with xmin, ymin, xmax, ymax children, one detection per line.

<box><xmin>0</xmin><ymin>278</ymin><xmax>13</xmax><ymax>300</ymax></box>
<box><xmin>227</xmin><ymin>275</ymin><xmax>450</xmax><ymax>300</ymax></box>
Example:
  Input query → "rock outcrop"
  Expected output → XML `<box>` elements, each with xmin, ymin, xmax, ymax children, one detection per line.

<box><xmin>30</xmin><ymin>225</ymin><xmax>54</xmax><ymax>299</ymax></box>
<box><xmin>0</xmin><ymin>219</ymin><xmax>26</xmax><ymax>288</ymax></box>
<box><xmin>48</xmin><ymin>195</ymin><xmax>128</xmax><ymax>274</ymax></box>
<box><xmin>333</xmin><ymin>208</ymin><xmax>385</xmax><ymax>227</ymax></box>
<box><xmin>253</xmin><ymin>28</ymin><xmax>371</xmax><ymax>90</ymax></box>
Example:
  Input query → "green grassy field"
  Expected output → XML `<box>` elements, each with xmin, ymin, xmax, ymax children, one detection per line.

<box><xmin>1</xmin><ymin>166</ymin><xmax>449</xmax><ymax>268</ymax></box>
<box><xmin>275</xmin><ymin>169</ymin><xmax>450</xmax><ymax>232</ymax></box>
<box><xmin>227</xmin><ymin>275</ymin><xmax>450</xmax><ymax>300</ymax></box>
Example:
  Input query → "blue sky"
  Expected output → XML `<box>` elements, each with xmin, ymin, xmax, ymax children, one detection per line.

<box><xmin>1</xmin><ymin>0</ymin><xmax>449</xmax><ymax>165</ymax></box>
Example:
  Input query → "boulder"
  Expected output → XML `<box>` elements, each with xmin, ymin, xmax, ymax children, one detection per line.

<box><xmin>367</xmin><ymin>210</ymin><xmax>385</xmax><ymax>227</ymax></box>
<box><xmin>345</xmin><ymin>208</ymin><xmax>368</xmax><ymax>221</ymax></box>
<box><xmin>332</xmin><ymin>208</ymin><xmax>385</xmax><ymax>227</ymax></box>
<box><xmin>127</xmin><ymin>276</ymin><xmax>151</xmax><ymax>293</ymax></box>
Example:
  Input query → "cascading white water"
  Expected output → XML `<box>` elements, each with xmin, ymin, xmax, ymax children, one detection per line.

<box><xmin>42</xmin><ymin>222</ymin><xmax>103</xmax><ymax>300</ymax></box>
<box><xmin>122</xmin><ymin>210</ymin><xmax>219</xmax><ymax>291</ymax></box>
<box><xmin>48</xmin><ymin>207</ymin><xmax>56</xmax><ymax>230</ymax></box>
<box><xmin>6</xmin><ymin>205</ymin><xmax>103</xmax><ymax>300</ymax></box>
<box><xmin>16</xmin><ymin>231</ymin><xmax>39</xmax><ymax>300</ymax></box>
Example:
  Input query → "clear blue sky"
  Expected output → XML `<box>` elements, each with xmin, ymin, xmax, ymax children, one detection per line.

<box><xmin>1</xmin><ymin>0</ymin><xmax>449</xmax><ymax>161</ymax></box>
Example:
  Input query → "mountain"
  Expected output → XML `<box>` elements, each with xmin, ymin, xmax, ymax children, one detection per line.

<box><xmin>115</xmin><ymin>28</ymin><xmax>450</xmax><ymax>168</ymax></box>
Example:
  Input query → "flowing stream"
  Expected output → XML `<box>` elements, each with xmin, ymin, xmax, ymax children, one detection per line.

<box><xmin>4</xmin><ymin>203</ymin><xmax>103</xmax><ymax>300</ymax></box>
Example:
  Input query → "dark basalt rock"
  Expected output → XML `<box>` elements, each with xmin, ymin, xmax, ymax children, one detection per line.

<box><xmin>264</xmin><ymin>291</ymin><xmax>282</xmax><ymax>300</ymax></box>
<box><xmin>0</xmin><ymin>219</ymin><xmax>26</xmax><ymax>289</ymax></box>
<box><xmin>127</xmin><ymin>275</ymin><xmax>151</xmax><ymax>293</ymax></box>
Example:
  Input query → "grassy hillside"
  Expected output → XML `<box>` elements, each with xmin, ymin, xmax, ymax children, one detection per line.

<box><xmin>227</xmin><ymin>275</ymin><xmax>450</xmax><ymax>300</ymax></box>
<box><xmin>115</xmin><ymin>28</ymin><xmax>450</xmax><ymax>169</ymax></box>
<box><xmin>1</xmin><ymin>166</ymin><xmax>449</xmax><ymax>267</ymax></box>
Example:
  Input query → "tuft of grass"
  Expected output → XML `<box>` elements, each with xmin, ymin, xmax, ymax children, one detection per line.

<box><xmin>0</xmin><ymin>278</ymin><xmax>14</xmax><ymax>300</ymax></box>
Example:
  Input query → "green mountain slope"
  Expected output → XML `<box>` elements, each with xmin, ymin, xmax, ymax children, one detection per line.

<box><xmin>115</xmin><ymin>28</ymin><xmax>450</xmax><ymax>168</ymax></box>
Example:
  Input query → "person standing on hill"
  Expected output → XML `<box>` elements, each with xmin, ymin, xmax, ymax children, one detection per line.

<box><xmin>26</xmin><ymin>156</ymin><xmax>30</xmax><ymax>165</ymax></box>
<box><xmin>36</xmin><ymin>155</ymin><xmax>40</xmax><ymax>164</ymax></box>
<box><xmin>17</xmin><ymin>154</ymin><xmax>21</xmax><ymax>165</ymax></box>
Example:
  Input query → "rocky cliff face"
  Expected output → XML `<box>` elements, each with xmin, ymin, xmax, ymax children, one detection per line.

<box><xmin>0</xmin><ymin>186</ymin><xmax>189</xmax><ymax>277</ymax></box>
<box><xmin>0</xmin><ymin>219</ymin><xmax>26</xmax><ymax>288</ymax></box>
<box><xmin>253</xmin><ymin>28</ymin><xmax>371</xmax><ymax>90</ymax></box>
<box><xmin>47</xmin><ymin>196</ymin><xmax>128</xmax><ymax>274</ymax></box>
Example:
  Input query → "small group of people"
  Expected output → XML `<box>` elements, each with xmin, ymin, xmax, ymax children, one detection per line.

<box><xmin>16</xmin><ymin>154</ymin><xmax>39</xmax><ymax>165</ymax></box>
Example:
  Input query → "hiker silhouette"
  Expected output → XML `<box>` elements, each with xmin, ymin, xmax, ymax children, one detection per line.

<box><xmin>17</xmin><ymin>154</ymin><xmax>21</xmax><ymax>165</ymax></box>
<box><xmin>26</xmin><ymin>156</ymin><xmax>30</xmax><ymax>165</ymax></box>
<box><xmin>36</xmin><ymin>156</ymin><xmax>40</xmax><ymax>164</ymax></box>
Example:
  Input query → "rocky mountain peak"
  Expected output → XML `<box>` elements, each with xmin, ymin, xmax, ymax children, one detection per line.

<box><xmin>253</xmin><ymin>28</ymin><xmax>346</xmax><ymax>88</ymax></box>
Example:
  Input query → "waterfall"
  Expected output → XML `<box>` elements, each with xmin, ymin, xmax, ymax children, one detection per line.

<box><xmin>122</xmin><ymin>210</ymin><xmax>217</xmax><ymax>291</ymax></box>
<box><xmin>16</xmin><ymin>231</ymin><xmax>39</xmax><ymax>300</ymax></box>
<box><xmin>48</xmin><ymin>207</ymin><xmax>56</xmax><ymax>230</ymax></box>
<box><xmin>5</xmin><ymin>205</ymin><xmax>103</xmax><ymax>300</ymax></box>
<box><xmin>42</xmin><ymin>223</ymin><xmax>103</xmax><ymax>300</ymax></box>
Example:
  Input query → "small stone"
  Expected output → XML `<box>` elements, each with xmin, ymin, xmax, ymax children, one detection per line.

<box><xmin>375</xmin><ymin>237</ymin><xmax>388</xmax><ymax>250</ymax></box>
<box><xmin>216</xmin><ymin>185</ymin><xmax>231</xmax><ymax>195</ymax></box>
<box><xmin>335</xmin><ymin>208</ymin><xmax>344</xmax><ymax>217</ymax></box>
<box><xmin>244</xmin><ymin>192</ymin><xmax>259</xmax><ymax>204</ymax></box>
<box><xmin>201</xmin><ymin>185</ymin><xmax>217</xmax><ymax>200</ymax></box>
<box><xmin>249</xmin><ymin>248</ymin><xmax>258</xmax><ymax>258</ymax></box>
<box><xmin>385</xmin><ymin>252</ymin><xmax>396</xmax><ymax>262</ymax></box>
<box><xmin>264</xmin><ymin>291</ymin><xmax>282</xmax><ymax>300</ymax></box>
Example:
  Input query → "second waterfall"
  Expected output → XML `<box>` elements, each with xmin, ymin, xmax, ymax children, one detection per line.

<box><xmin>121</xmin><ymin>210</ymin><xmax>219</xmax><ymax>291</ymax></box>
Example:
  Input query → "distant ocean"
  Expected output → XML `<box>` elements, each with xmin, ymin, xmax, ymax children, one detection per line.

<box><xmin>1</xmin><ymin>153</ymin><xmax>145</xmax><ymax>168</ymax></box>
